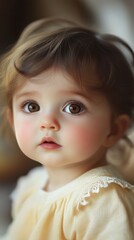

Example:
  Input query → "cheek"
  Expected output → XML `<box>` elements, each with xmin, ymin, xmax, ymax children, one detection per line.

<box><xmin>14</xmin><ymin>119</ymin><xmax>32</xmax><ymax>148</ymax></box>
<box><xmin>66</xmin><ymin>120</ymin><xmax>110</xmax><ymax>151</ymax></box>
<box><xmin>67</xmin><ymin>126</ymin><xmax>98</xmax><ymax>149</ymax></box>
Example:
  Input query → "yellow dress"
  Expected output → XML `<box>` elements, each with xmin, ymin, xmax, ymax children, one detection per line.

<box><xmin>1</xmin><ymin>165</ymin><xmax>134</xmax><ymax>240</ymax></box>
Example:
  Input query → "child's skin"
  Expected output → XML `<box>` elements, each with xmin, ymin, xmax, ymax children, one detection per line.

<box><xmin>8</xmin><ymin>67</ymin><xmax>129</xmax><ymax>191</ymax></box>
<box><xmin>1</xmin><ymin>18</ymin><xmax>134</xmax><ymax>240</ymax></box>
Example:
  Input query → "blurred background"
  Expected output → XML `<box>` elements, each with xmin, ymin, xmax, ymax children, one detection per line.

<box><xmin>0</xmin><ymin>0</ymin><xmax>134</xmax><ymax>235</ymax></box>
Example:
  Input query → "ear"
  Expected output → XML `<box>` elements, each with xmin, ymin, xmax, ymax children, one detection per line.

<box><xmin>103</xmin><ymin>115</ymin><xmax>130</xmax><ymax>147</ymax></box>
<box><xmin>6</xmin><ymin>108</ymin><xmax>14</xmax><ymax>130</ymax></box>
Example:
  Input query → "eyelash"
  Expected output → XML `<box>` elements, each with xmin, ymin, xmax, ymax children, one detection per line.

<box><xmin>62</xmin><ymin>101</ymin><xmax>86</xmax><ymax>115</ymax></box>
<box><xmin>21</xmin><ymin>101</ymin><xmax>40</xmax><ymax>113</ymax></box>
<box><xmin>20</xmin><ymin>100</ymin><xmax>86</xmax><ymax>115</ymax></box>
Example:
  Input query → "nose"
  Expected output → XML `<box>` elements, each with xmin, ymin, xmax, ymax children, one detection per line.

<box><xmin>40</xmin><ymin>116</ymin><xmax>60</xmax><ymax>131</ymax></box>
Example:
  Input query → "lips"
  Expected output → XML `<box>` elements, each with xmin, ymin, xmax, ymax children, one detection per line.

<box><xmin>39</xmin><ymin>137</ymin><xmax>61</xmax><ymax>150</ymax></box>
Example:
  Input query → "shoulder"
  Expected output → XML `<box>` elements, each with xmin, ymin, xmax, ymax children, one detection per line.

<box><xmin>11</xmin><ymin>166</ymin><xmax>46</xmax><ymax>217</ymax></box>
<box><xmin>77</xmin><ymin>175</ymin><xmax>134</xmax><ymax>209</ymax></box>
<box><xmin>72</xmin><ymin>175</ymin><xmax>134</xmax><ymax>239</ymax></box>
<box><xmin>62</xmin><ymin>165</ymin><xmax>134</xmax><ymax>210</ymax></box>
<box><xmin>63</xmin><ymin>171</ymin><xmax>134</xmax><ymax>239</ymax></box>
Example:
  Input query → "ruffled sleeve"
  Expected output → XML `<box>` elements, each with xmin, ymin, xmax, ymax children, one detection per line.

<box><xmin>74</xmin><ymin>182</ymin><xmax>134</xmax><ymax>240</ymax></box>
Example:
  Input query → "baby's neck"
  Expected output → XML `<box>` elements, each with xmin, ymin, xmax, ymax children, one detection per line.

<box><xmin>44</xmin><ymin>159</ymin><xmax>107</xmax><ymax>192</ymax></box>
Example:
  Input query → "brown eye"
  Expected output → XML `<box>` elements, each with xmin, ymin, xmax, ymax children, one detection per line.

<box><xmin>69</xmin><ymin>104</ymin><xmax>81</xmax><ymax>114</ymax></box>
<box><xmin>23</xmin><ymin>102</ymin><xmax>40</xmax><ymax>113</ymax></box>
<box><xmin>63</xmin><ymin>101</ymin><xmax>85</xmax><ymax>115</ymax></box>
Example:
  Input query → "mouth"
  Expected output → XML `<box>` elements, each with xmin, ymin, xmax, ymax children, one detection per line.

<box><xmin>39</xmin><ymin>137</ymin><xmax>61</xmax><ymax>150</ymax></box>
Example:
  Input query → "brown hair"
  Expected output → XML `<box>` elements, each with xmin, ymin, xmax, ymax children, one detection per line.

<box><xmin>0</xmin><ymin>17</ymin><xmax>134</xmax><ymax>122</ymax></box>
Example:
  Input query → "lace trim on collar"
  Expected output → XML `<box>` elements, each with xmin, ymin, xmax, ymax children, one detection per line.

<box><xmin>77</xmin><ymin>176</ymin><xmax>134</xmax><ymax>210</ymax></box>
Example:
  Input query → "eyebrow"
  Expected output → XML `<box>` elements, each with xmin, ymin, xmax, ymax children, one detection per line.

<box><xmin>14</xmin><ymin>91</ymin><xmax>39</xmax><ymax>98</ymax></box>
<box><xmin>52</xmin><ymin>89</ymin><xmax>93</xmax><ymax>102</ymax></box>
<box><xmin>14</xmin><ymin>89</ymin><xmax>93</xmax><ymax>102</ymax></box>
<box><xmin>59</xmin><ymin>90</ymin><xmax>93</xmax><ymax>101</ymax></box>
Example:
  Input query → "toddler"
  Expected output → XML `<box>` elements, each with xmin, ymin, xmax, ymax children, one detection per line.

<box><xmin>0</xmin><ymin>18</ymin><xmax>134</xmax><ymax>240</ymax></box>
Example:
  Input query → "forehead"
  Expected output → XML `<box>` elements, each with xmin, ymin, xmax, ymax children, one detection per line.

<box><xmin>12</xmin><ymin>67</ymin><xmax>112</xmax><ymax>113</ymax></box>
<box><xmin>14</xmin><ymin>66</ymin><xmax>101</xmax><ymax>96</ymax></box>
<box><xmin>13</xmin><ymin>67</ymin><xmax>109</xmax><ymax>109</ymax></box>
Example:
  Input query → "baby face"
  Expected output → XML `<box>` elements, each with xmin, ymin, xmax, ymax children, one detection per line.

<box><xmin>11</xmin><ymin>67</ymin><xmax>112</xmax><ymax>169</ymax></box>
